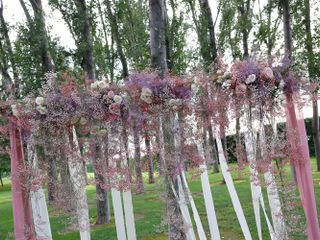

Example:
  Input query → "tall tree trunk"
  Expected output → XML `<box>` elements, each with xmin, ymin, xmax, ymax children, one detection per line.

<box><xmin>238</xmin><ymin>0</ymin><xmax>250</xmax><ymax>58</ymax></box>
<box><xmin>304</xmin><ymin>0</ymin><xmax>320</xmax><ymax>171</ymax></box>
<box><xmin>198</xmin><ymin>0</ymin><xmax>217</xmax><ymax>61</ymax></box>
<box><xmin>281</xmin><ymin>0</ymin><xmax>297</xmax><ymax>182</ymax></box>
<box><xmin>208</xmin><ymin>125</ymin><xmax>219</xmax><ymax>173</ymax></box>
<box><xmin>281</xmin><ymin>0</ymin><xmax>292</xmax><ymax>59</ymax></box>
<box><xmin>74</xmin><ymin>0</ymin><xmax>95</xmax><ymax>81</ymax></box>
<box><xmin>0</xmin><ymin>0</ymin><xmax>19</xmax><ymax>95</ymax></box>
<box><xmin>74</xmin><ymin>0</ymin><xmax>109</xmax><ymax>227</ymax></box>
<box><xmin>0</xmin><ymin>39</ymin><xmax>12</xmax><ymax>88</ymax></box>
<box><xmin>46</xmin><ymin>148</ymin><xmax>58</xmax><ymax>203</ymax></box>
<box><xmin>149</xmin><ymin>1</ymin><xmax>185</xmax><ymax>238</ymax></box>
<box><xmin>59</xmin><ymin>152</ymin><xmax>75</xmax><ymax>213</ymax></box>
<box><xmin>105</xmin><ymin>0</ymin><xmax>129</xmax><ymax>78</ymax></box>
<box><xmin>0</xmin><ymin>171</ymin><xmax>3</xmax><ymax>187</ymax></box>
<box><xmin>149</xmin><ymin>0</ymin><xmax>167</xmax><ymax>75</ymax></box>
<box><xmin>91</xmin><ymin>138</ymin><xmax>110</xmax><ymax>225</ymax></box>
<box><xmin>29</xmin><ymin>0</ymin><xmax>55</xmax><ymax>73</ymax></box>
<box><xmin>145</xmin><ymin>133</ymin><xmax>155</xmax><ymax>184</ymax></box>
<box><xmin>133</xmin><ymin>120</ymin><xmax>145</xmax><ymax>194</ymax></box>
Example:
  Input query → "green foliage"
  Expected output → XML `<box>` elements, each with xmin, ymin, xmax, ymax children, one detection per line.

<box><xmin>218</xmin><ymin>0</ymin><xmax>242</xmax><ymax>59</ymax></box>
<box><xmin>166</xmin><ymin>0</ymin><xmax>191</xmax><ymax>74</ymax></box>
<box><xmin>116</xmin><ymin>0</ymin><xmax>150</xmax><ymax>71</ymax></box>
<box><xmin>252</xmin><ymin>0</ymin><xmax>281</xmax><ymax>56</ymax></box>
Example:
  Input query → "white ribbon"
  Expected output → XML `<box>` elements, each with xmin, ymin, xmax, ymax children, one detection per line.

<box><xmin>181</xmin><ymin>172</ymin><xmax>207</xmax><ymax>240</ymax></box>
<box><xmin>197</xmin><ymin>138</ymin><xmax>220</xmax><ymax>240</ymax></box>
<box><xmin>215</xmin><ymin>129</ymin><xmax>253</xmax><ymax>240</ymax></box>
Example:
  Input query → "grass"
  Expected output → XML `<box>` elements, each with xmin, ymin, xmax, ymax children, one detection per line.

<box><xmin>1</xmin><ymin>159</ymin><xmax>320</xmax><ymax>240</ymax></box>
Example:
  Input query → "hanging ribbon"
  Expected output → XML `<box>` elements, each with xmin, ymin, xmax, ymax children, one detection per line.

<box><xmin>181</xmin><ymin>171</ymin><xmax>207</xmax><ymax>240</ymax></box>
<box><xmin>196</xmin><ymin>131</ymin><xmax>221</xmax><ymax>240</ymax></box>
<box><xmin>9</xmin><ymin>118</ymin><xmax>36</xmax><ymax>240</ymax></box>
<box><xmin>215</xmin><ymin>128</ymin><xmax>253</xmax><ymax>240</ymax></box>
<box><xmin>285</xmin><ymin>94</ymin><xmax>320</xmax><ymax>240</ymax></box>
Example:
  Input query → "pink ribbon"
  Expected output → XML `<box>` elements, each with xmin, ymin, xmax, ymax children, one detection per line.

<box><xmin>9</xmin><ymin>119</ymin><xmax>36</xmax><ymax>240</ymax></box>
<box><xmin>285</xmin><ymin>95</ymin><xmax>320</xmax><ymax>240</ymax></box>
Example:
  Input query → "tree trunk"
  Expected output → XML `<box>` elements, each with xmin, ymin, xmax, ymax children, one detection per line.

<box><xmin>208</xmin><ymin>125</ymin><xmax>219</xmax><ymax>173</ymax></box>
<box><xmin>149</xmin><ymin>0</ymin><xmax>167</xmax><ymax>75</ymax></box>
<box><xmin>105</xmin><ymin>0</ymin><xmax>129</xmax><ymax>78</ymax></box>
<box><xmin>145</xmin><ymin>134</ymin><xmax>155</xmax><ymax>184</ymax></box>
<box><xmin>29</xmin><ymin>0</ymin><xmax>55</xmax><ymax>73</ymax></box>
<box><xmin>304</xmin><ymin>0</ymin><xmax>320</xmax><ymax>171</ymax></box>
<box><xmin>91</xmin><ymin>138</ymin><xmax>110</xmax><ymax>225</ymax></box>
<box><xmin>149</xmin><ymin>1</ymin><xmax>185</xmax><ymax>238</ymax></box>
<box><xmin>238</xmin><ymin>0</ymin><xmax>250</xmax><ymax>58</ymax></box>
<box><xmin>133</xmin><ymin>121</ymin><xmax>145</xmax><ymax>194</ymax></box>
<box><xmin>0</xmin><ymin>39</ymin><xmax>12</xmax><ymax>87</ymax></box>
<box><xmin>74</xmin><ymin>0</ymin><xmax>95</xmax><ymax>81</ymax></box>
<box><xmin>0</xmin><ymin>0</ymin><xmax>19</xmax><ymax>95</ymax></box>
<box><xmin>281</xmin><ymin>0</ymin><xmax>296</xmax><ymax>182</ymax></box>
<box><xmin>45</xmin><ymin>149</ymin><xmax>58</xmax><ymax>204</ymax></box>
<box><xmin>0</xmin><ymin>171</ymin><xmax>3</xmax><ymax>187</ymax></box>
<box><xmin>281</xmin><ymin>0</ymin><xmax>292</xmax><ymax>58</ymax></box>
<box><xmin>198</xmin><ymin>0</ymin><xmax>217</xmax><ymax>61</ymax></box>
<box><xmin>162</xmin><ymin>114</ymin><xmax>186</xmax><ymax>239</ymax></box>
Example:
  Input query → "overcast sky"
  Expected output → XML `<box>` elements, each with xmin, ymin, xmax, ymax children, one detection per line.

<box><xmin>4</xmin><ymin>0</ymin><xmax>75</xmax><ymax>49</ymax></box>
<box><xmin>3</xmin><ymin>0</ymin><xmax>219</xmax><ymax>50</ymax></box>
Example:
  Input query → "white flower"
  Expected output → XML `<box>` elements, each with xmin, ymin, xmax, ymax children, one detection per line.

<box><xmin>113</xmin><ymin>95</ymin><xmax>122</xmax><ymax>104</ymax></box>
<box><xmin>236</xmin><ymin>83</ymin><xmax>247</xmax><ymax>93</ymax></box>
<box><xmin>97</xmin><ymin>81</ymin><xmax>109</xmax><ymax>89</ymax></box>
<box><xmin>90</xmin><ymin>126</ymin><xmax>100</xmax><ymax>135</ymax></box>
<box><xmin>191</xmin><ymin>83</ymin><xmax>199</xmax><ymax>93</ymax></box>
<box><xmin>223</xmin><ymin>71</ymin><xmax>231</xmax><ymax>78</ymax></box>
<box><xmin>90</xmin><ymin>82</ymin><xmax>99</xmax><ymax>90</ymax></box>
<box><xmin>107</xmin><ymin>91</ymin><xmax>115</xmax><ymax>99</ymax></box>
<box><xmin>301</xmin><ymin>77</ymin><xmax>308</xmax><ymax>84</ymax></box>
<box><xmin>99</xmin><ymin>129</ymin><xmax>107</xmax><ymax>136</ymax></box>
<box><xmin>279</xmin><ymin>80</ymin><xmax>285</xmax><ymax>89</ymax></box>
<box><xmin>11</xmin><ymin>105</ymin><xmax>19</xmax><ymax>117</ymax></box>
<box><xmin>35</xmin><ymin>97</ymin><xmax>45</xmax><ymax>106</ymax></box>
<box><xmin>168</xmin><ymin>99</ymin><xmax>182</xmax><ymax>110</ymax></box>
<box><xmin>169</xmin><ymin>99</ymin><xmax>181</xmax><ymax>106</ymax></box>
<box><xmin>222</xmin><ymin>80</ymin><xmax>232</xmax><ymax>89</ymax></box>
<box><xmin>217</xmin><ymin>70</ymin><xmax>223</xmax><ymax>75</ymax></box>
<box><xmin>217</xmin><ymin>77</ymin><xmax>223</xmax><ymax>83</ymax></box>
<box><xmin>301</xmin><ymin>63</ymin><xmax>307</xmax><ymax>69</ymax></box>
<box><xmin>245</xmin><ymin>74</ymin><xmax>256</xmax><ymax>84</ymax></box>
<box><xmin>140</xmin><ymin>87</ymin><xmax>153</xmax><ymax>104</ymax></box>
<box><xmin>263</xmin><ymin>67</ymin><xmax>274</xmax><ymax>79</ymax></box>
<box><xmin>36</xmin><ymin>105</ymin><xmax>47</xmax><ymax>115</ymax></box>
<box><xmin>80</xmin><ymin>117</ymin><xmax>88</xmax><ymax>125</ymax></box>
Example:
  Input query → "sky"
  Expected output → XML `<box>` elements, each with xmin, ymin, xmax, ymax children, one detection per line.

<box><xmin>4</xmin><ymin>0</ymin><xmax>75</xmax><ymax>49</ymax></box>
<box><xmin>2</xmin><ymin>0</ymin><xmax>318</xmax><ymax>120</ymax></box>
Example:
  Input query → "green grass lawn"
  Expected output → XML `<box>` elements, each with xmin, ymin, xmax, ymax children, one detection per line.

<box><xmin>1</xmin><ymin>159</ymin><xmax>320</xmax><ymax>240</ymax></box>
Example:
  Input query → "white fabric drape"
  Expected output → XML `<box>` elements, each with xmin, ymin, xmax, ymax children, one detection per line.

<box><xmin>29</xmin><ymin>140</ymin><xmax>52</xmax><ymax>240</ymax></box>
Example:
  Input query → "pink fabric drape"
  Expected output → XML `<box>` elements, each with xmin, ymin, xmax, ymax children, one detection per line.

<box><xmin>285</xmin><ymin>95</ymin><xmax>320</xmax><ymax>240</ymax></box>
<box><xmin>9</xmin><ymin>119</ymin><xmax>36</xmax><ymax>240</ymax></box>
